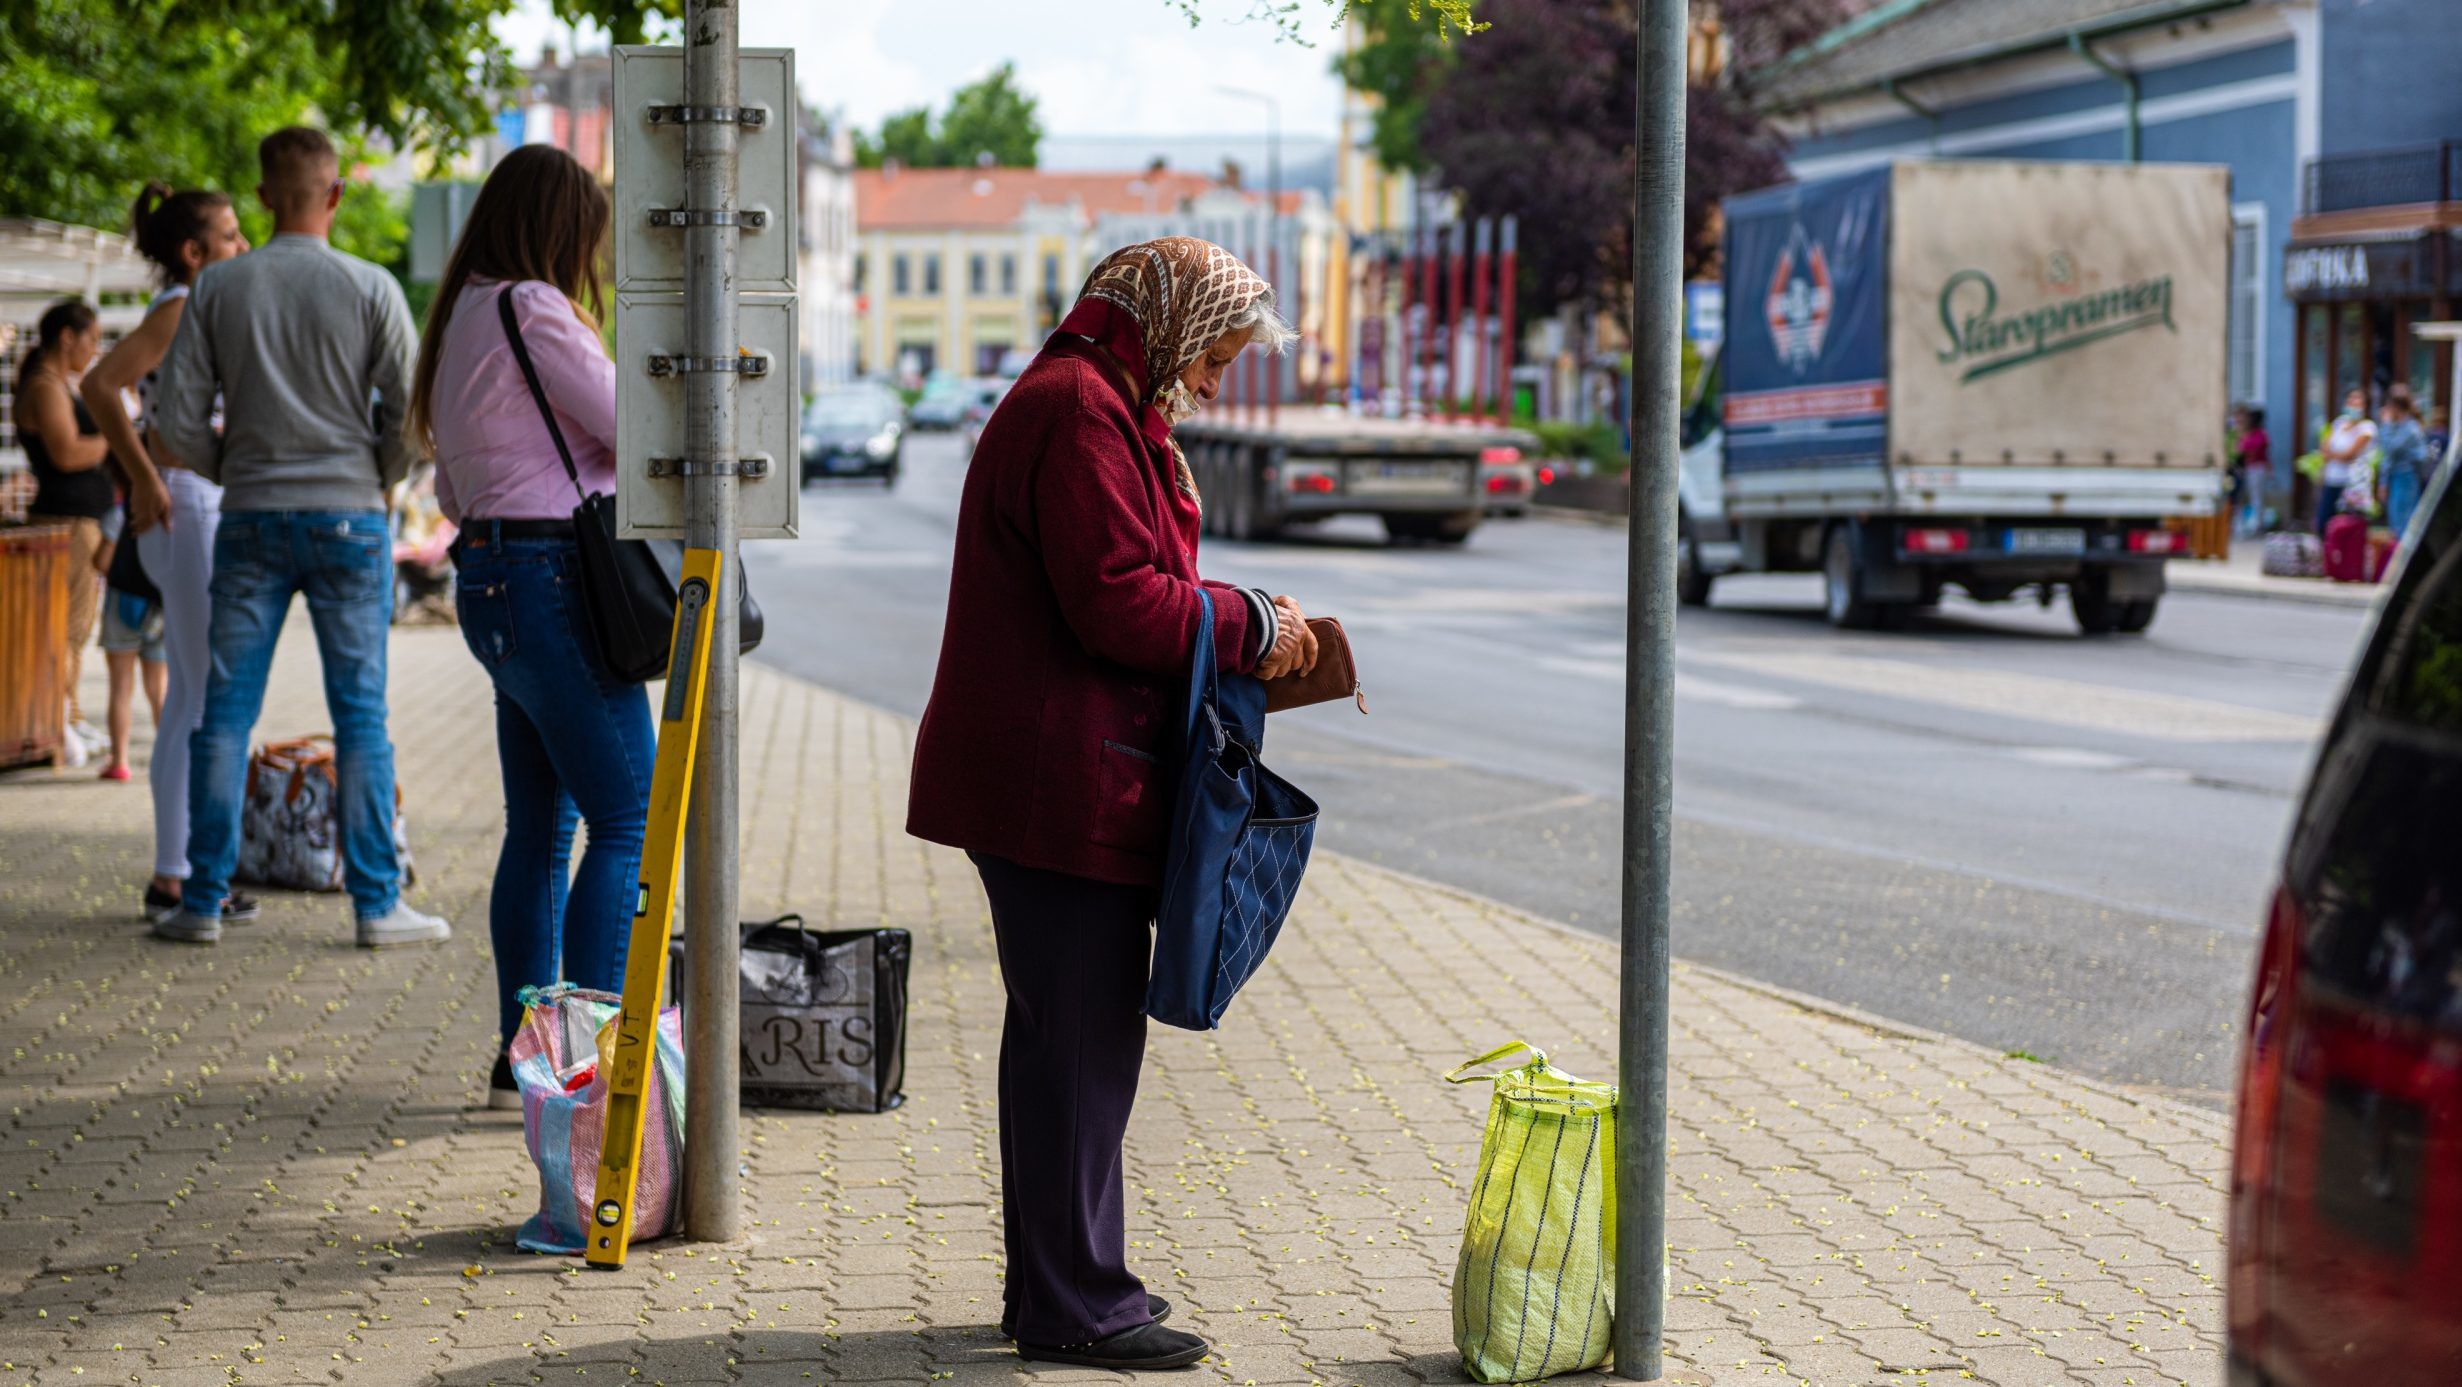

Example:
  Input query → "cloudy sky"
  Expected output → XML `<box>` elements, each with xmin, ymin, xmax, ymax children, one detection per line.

<box><xmin>494</xmin><ymin>0</ymin><xmax>1349</xmax><ymax>141</ymax></box>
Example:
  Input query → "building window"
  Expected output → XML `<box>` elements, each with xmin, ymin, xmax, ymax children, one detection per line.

<box><xmin>969</xmin><ymin>254</ymin><xmax>987</xmax><ymax>296</ymax></box>
<box><xmin>2228</xmin><ymin>205</ymin><xmax>2266</xmax><ymax>409</ymax></box>
<box><xmin>853</xmin><ymin>254</ymin><xmax>866</xmax><ymax>292</ymax></box>
<box><xmin>892</xmin><ymin>254</ymin><xmax>910</xmax><ymax>296</ymax></box>
<box><xmin>1042</xmin><ymin>254</ymin><xmax>1060</xmax><ymax>293</ymax></box>
<box><xmin>924</xmin><ymin>254</ymin><xmax>941</xmax><ymax>296</ymax></box>
<box><xmin>1000</xmin><ymin>255</ymin><xmax>1017</xmax><ymax>295</ymax></box>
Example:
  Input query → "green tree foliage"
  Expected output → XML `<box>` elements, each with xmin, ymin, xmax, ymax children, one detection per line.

<box><xmin>1353</xmin><ymin>0</ymin><xmax>1841</xmax><ymax>316</ymax></box>
<box><xmin>0</xmin><ymin>0</ymin><xmax>676</xmax><ymax>273</ymax></box>
<box><xmin>855</xmin><ymin>63</ymin><xmax>1044</xmax><ymax>170</ymax></box>
<box><xmin>1332</xmin><ymin>0</ymin><xmax>1482</xmax><ymax>175</ymax></box>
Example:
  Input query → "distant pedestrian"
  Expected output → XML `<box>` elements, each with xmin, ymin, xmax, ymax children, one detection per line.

<box><xmin>81</xmin><ymin>181</ymin><xmax>257</xmax><ymax>926</ymax></box>
<box><xmin>406</xmin><ymin>145</ymin><xmax>648</xmax><ymax>1109</ymax></box>
<box><xmin>91</xmin><ymin>504</ymin><xmax>166</xmax><ymax>782</ymax></box>
<box><xmin>14</xmin><ymin>299</ymin><xmax>109</xmax><ymax>754</ymax></box>
<box><xmin>2378</xmin><ymin>384</ymin><xmax>2431</xmax><ymax>548</ymax></box>
<box><xmin>2232</xmin><ymin>404</ymin><xmax>2269</xmax><ymax>534</ymax></box>
<box><xmin>908</xmin><ymin>237</ymin><xmax>1316</xmax><ymax>1371</ymax></box>
<box><xmin>2319</xmin><ymin>386</ymin><xmax>2377</xmax><ymax>532</ymax></box>
<box><xmin>151</xmin><ymin>127</ymin><xmax>441</xmax><ymax>948</ymax></box>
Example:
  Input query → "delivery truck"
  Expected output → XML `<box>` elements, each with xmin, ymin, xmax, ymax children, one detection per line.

<box><xmin>1679</xmin><ymin>160</ymin><xmax>2231</xmax><ymax>633</ymax></box>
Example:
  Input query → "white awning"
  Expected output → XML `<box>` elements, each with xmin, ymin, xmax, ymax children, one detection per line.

<box><xmin>0</xmin><ymin>218</ymin><xmax>154</xmax><ymax>302</ymax></box>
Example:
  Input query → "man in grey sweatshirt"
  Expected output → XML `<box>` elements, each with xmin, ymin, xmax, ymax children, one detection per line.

<box><xmin>152</xmin><ymin>126</ymin><xmax>449</xmax><ymax>949</ymax></box>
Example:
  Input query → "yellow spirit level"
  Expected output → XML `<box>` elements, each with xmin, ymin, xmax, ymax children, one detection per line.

<box><xmin>584</xmin><ymin>546</ymin><xmax>722</xmax><ymax>1270</ymax></box>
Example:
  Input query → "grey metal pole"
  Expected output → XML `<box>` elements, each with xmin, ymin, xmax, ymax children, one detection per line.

<box><xmin>681</xmin><ymin>0</ymin><xmax>743</xmax><ymax>1245</ymax></box>
<box><xmin>1616</xmin><ymin>0</ymin><xmax>1685</xmax><ymax>1378</ymax></box>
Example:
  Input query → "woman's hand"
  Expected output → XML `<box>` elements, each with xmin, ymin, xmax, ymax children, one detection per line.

<box><xmin>127</xmin><ymin>470</ymin><xmax>172</xmax><ymax>535</ymax></box>
<box><xmin>1256</xmin><ymin>595</ymin><xmax>1319</xmax><ymax>680</ymax></box>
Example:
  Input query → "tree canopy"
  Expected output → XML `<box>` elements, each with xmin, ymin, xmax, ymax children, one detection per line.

<box><xmin>0</xmin><ymin>0</ymin><xmax>1464</xmax><ymax>273</ymax></box>
<box><xmin>0</xmin><ymin>0</ymin><xmax>426</xmax><ymax>267</ymax></box>
<box><xmin>1345</xmin><ymin>0</ymin><xmax>1844</xmax><ymax>316</ymax></box>
<box><xmin>856</xmin><ymin>63</ymin><xmax>1044</xmax><ymax>170</ymax></box>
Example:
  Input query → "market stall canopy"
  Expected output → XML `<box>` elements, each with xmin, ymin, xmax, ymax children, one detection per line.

<box><xmin>0</xmin><ymin>218</ymin><xmax>153</xmax><ymax>303</ymax></box>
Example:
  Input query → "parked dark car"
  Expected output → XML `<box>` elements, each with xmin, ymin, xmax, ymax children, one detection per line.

<box><xmin>801</xmin><ymin>389</ymin><xmax>904</xmax><ymax>485</ymax></box>
<box><xmin>906</xmin><ymin>376</ymin><xmax>978</xmax><ymax>431</ymax></box>
<box><xmin>2228</xmin><ymin>462</ymin><xmax>2462</xmax><ymax>1386</ymax></box>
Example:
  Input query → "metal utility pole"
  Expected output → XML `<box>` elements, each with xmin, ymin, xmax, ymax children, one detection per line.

<box><xmin>1218</xmin><ymin>86</ymin><xmax>1282</xmax><ymax>422</ymax></box>
<box><xmin>1616</xmin><ymin>0</ymin><xmax>1684</xmax><ymax>1379</ymax></box>
<box><xmin>681</xmin><ymin>0</ymin><xmax>743</xmax><ymax>1244</ymax></box>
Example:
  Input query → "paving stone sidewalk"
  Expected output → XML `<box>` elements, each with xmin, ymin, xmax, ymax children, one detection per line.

<box><xmin>0</xmin><ymin>624</ymin><xmax>2232</xmax><ymax>1387</ymax></box>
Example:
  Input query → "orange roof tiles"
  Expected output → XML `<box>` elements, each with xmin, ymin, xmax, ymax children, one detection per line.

<box><xmin>854</xmin><ymin>167</ymin><xmax>1228</xmax><ymax>232</ymax></box>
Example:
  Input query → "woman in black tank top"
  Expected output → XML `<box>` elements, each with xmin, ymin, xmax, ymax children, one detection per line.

<box><xmin>15</xmin><ymin>298</ymin><xmax>112</xmax><ymax>733</ymax></box>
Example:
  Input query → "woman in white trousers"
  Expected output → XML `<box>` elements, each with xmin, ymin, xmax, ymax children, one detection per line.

<box><xmin>81</xmin><ymin>182</ymin><xmax>257</xmax><ymax>925</ymax></box>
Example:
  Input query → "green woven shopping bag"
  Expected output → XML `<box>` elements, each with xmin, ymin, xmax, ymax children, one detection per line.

<box><xmin>1447</xmin><ymin>1041</ymin><xmax>1619</xmax><ymax>1384</ymax></box>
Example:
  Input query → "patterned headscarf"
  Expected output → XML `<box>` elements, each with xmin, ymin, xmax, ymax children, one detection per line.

<box><xmin>1076</xmin><ymin>236</ymin><xmax>1271</xmax><ymax>405</ymax></box>
<box><xmin>1070</xmin><ymin>237</ymin><xmax>1271</xmax><ymax>508</ymax></box>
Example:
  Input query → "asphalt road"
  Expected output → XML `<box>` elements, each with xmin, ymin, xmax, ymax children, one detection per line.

<box><xmin>750</xmin><ymin>432</ymin><xmax>2372</xmax><ymax>1106</ymax></box>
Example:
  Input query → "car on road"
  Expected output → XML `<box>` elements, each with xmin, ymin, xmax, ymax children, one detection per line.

<box><xmin>2228</xmin><ymin>462</ymin><xmax>2462</xmax><ymax>1385</ymax></box>
<box><xmin>909</xmin><ymin>376</ymin><xmax>990</xmax><ymax>431</ymax></box>
<box><xmin>801</xmin><ymin>388</ymin><xmax>905</xmax><ymax>485</ymax></box>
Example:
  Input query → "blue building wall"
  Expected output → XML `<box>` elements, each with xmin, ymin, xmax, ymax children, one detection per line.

<box><xmin>2320</xmin><ymin>0</ymin><xmax>2462</xmax><ymax>156</ymax></box>
<box><xmin>1782</xmin><ymin>38</ymin><xmax>2301</xmax><ymax>469</ymax></box>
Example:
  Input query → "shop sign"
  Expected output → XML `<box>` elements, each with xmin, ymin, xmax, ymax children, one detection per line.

<box><xmin>2284</xmin><ymin>236</ymin><xmax>2438</xmax><ymax>300</ymax></box>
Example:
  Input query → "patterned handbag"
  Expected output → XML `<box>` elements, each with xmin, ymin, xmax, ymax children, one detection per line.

<box><xmin>235</xmin><ymin>735</ymin><xmax>415</xmax><ymax>892</ymax></box>
<box><xmin>1146</xmin><ymin>588</ymin><xmax>1320</xmax><ymax>1031</ymax></box>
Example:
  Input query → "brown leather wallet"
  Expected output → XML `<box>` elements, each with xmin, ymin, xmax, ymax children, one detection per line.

<box><xmin>1263</xmin><ymin>617</ymin><xmax>1365</xmax><ymax>714</ymax></box>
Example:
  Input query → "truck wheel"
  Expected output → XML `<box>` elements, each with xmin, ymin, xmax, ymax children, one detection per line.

<box><xmin>1677</xmin><ymin>512</ymin><xmax>1714</xmax><ymax>608</ymax></box>
<box><xmin>1227</xmin><ymin>463</ymin><xmax>1259</xmax><ymax>541</ymax></box>
<box><xmin>1822</xmin><ymin>524</ymin><xmax>1880</xmax><ymax>630</ymax></box>
<box><xmin>2117</xmin><ymin>597</ymin><xmax>2159</xmax><ymax>633</ymax></box>
<box><xmin>2070</xmin><ymin>572</ymin><xmax>2121</xmax><ymax>635</ymax></box>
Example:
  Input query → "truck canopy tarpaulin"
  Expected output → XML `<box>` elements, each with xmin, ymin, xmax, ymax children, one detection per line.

<box><xmin>1721</xmin><ymin>167</ymin><xmax>1890</xmax><ymax>478</ymax></box>
<box><xmin>1888</xmin><ymin>160</ymin><xmax>2229</xmax><ymax>471</ymax></box>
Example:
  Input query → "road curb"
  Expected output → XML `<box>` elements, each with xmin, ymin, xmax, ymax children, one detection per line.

<box><xmin>2168</xmin><ymin>569</ymin><xmax>2384</xmax><ymax>610</ymax></box>
<box><xmin>1329</xmin><ymin>849</ymin><xmax>2238</xmax><ymax>1132</ymax></box>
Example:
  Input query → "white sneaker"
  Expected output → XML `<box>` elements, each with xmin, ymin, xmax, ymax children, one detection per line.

<box><xmin>58</xmin><ymin>724</ymin><xmax>90</xmax><ymax>769</ymax></box>
<box><xmin>356</xmin><ymin>901</ymin><xmax>452</xmax><ymax>949</ymax></box>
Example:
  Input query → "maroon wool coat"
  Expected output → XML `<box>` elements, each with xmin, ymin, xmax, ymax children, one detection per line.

<box><xmin>906</xmin><ymin>306</ymin><xmax>1262</xmax><ymax>887</ymax></box>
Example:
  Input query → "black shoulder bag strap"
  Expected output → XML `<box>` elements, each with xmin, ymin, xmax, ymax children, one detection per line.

<box><xmin>497</xmin><ymin>286</ymin><xmax>587</xmax><ymax>505</ymax></box>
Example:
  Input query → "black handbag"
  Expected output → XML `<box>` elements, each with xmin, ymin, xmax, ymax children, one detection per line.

<box><xmin>497</xmin><ymin>286</ymin><xmax>761</xmax><ymax>683</ymax></box>
<box><xmin>667</xmin><ymin>915</ymin><xmax>911</xmax><ymax>1113</ymax></box>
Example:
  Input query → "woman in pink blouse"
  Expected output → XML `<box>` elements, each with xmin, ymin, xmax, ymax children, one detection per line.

<box><xmin>407</xmin><ymin>145</ymin><xmax>650</xmax><ymax>1110</ymax></box>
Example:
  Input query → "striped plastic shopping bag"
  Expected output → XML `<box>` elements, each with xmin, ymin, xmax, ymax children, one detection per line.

<box><xmin>508</xmin><ymin>984</ymin><xmax>686</xmax><ymax>1254</ymax></box>
<box><xmin>1447</xmin><ymin>1041</ymin><xmax>1618</xmax><ymax>1383</ymax></box>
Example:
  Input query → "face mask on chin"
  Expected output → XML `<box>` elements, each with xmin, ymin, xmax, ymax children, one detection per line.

<box><xmin>1158</xmin><ymin>378</ymin><xmax>1201</xmax><ymax>426</ymax></box>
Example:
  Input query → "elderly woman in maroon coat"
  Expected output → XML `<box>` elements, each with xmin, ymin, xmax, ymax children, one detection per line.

<box><xmin>909</xmin><ymin>238</ymin><xmax>1316</xmax><ymax>1369</ymax></box>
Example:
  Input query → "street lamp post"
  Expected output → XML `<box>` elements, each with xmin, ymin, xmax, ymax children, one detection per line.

<box><xmin>1218</xmin><ymin>85</ymin><xmax>1281</xmax><ymax>422</ymax></box>
<box><xmin>1617</xmin><ymin>0</ymin><xmax>1686</xmax><ymax>1379</ymax></box>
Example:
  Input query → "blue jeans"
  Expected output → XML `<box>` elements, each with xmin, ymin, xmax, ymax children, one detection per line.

<box><xmin>185</xmin><ymin>511</ymin><xmax>399</xmax><ymax>920</ymax></box>
<box><xmin>453</xmin><ymin>531</ymin><xmax>654</xmax><ymax>1048</ymax></box>
<box><xmin>2387</xmin><ymin>466</ymin><xmax>2424</xmax><ymax>549</ymax></box>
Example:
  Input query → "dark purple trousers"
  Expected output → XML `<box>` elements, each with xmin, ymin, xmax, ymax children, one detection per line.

<box><xmin>971</xmin><ymin>853</ymin><xmax>1157</xmax><ymax>1345</ymax></box>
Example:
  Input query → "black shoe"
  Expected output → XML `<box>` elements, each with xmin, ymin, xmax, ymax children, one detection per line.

<box><xmin>488</xmin><ymin>1053</ymin><xmax>521</xmax><ymax>1111</ymax></box>
<box><xmin>145</xmin><ymin>885</ymin><xmax>258</xmax><ymax>926</ymax></box>
<box><xmin>1016</xmin><ymin>1320</ymin><xmax>1207</xmax><ymax>1370</ymax></box>
<box><xmin>1003</xmin><ymin>1294</ymin><xmax>1170</xmax><ymax>1341</ymax></box>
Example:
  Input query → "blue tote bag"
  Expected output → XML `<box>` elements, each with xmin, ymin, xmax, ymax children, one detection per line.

<box><xmin>1147</xmin><ymin>588</ymin><xmax>1321</xmax><ymax>1031</ymax></box>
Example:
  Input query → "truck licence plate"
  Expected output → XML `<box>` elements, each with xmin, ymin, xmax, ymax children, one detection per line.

<box><xmin>1348</xmin><ymin>460</ymin><xmax>1464</xmax><ymax>495</ymax></box>
<box><xmin>2006</xmin><ymin>527</ymin><xmax>2086</xmax><ymax>556</ymax></box>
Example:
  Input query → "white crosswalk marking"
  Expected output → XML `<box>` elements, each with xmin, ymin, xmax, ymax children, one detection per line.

<box><xmin>1689</xmin><ymin>649</ymin><xmax>2320</xmax><ymax>743</ymax></box>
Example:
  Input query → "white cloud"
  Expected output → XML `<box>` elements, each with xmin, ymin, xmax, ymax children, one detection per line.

<box><xmin>494</xmin><ymin>0</ymin><xmax>1344</xmax><ymax>139</ymax></box>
